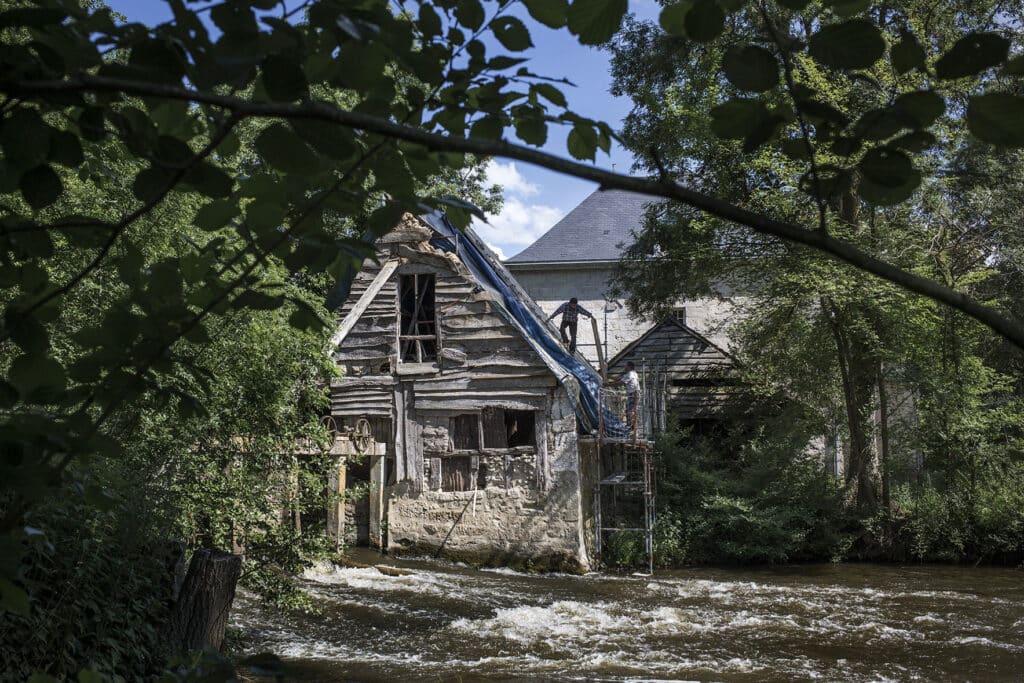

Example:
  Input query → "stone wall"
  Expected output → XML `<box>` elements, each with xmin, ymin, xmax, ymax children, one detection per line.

<box><xmin>507</xmin><ymin>263</ymin><xmax>739</xmax><ymax>365</ymax></box>
<box><xmin>385</xmin><ymin>391</ymin><xmax>590</xmax><ymax>571</ymax></box>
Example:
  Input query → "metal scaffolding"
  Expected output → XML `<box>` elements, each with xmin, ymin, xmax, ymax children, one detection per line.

<box><xmin>592</xmin><ymin>384</ymin><xmax>657</xmax><ymax>574</ymax></box>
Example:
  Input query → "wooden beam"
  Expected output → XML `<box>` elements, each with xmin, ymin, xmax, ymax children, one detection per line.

<box><xmin>329</xmin><ymin>259</ymin><xmax>399</xmax><ymax>351</ymax></box>
<box><xmin>591</xmin><ymin>316</ymin><xmax>607</xmax><ymax>382</ymax></box>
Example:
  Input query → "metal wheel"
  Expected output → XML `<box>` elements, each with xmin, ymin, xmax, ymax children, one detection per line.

<box><xmin>352</xmin><ymin>417</ymin><xmax>373</xmax><ymax>453</ymax></box>
<box><xmin>320</xmin><ymin>415</ymin><xmax>340</xmax><ymax>440</ymax></box>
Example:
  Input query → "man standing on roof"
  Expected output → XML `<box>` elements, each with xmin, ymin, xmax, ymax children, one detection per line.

<box><xmin>547</xmin><ymin>297</ymin><xmax>593</xmax><ymax>355</ymax></box>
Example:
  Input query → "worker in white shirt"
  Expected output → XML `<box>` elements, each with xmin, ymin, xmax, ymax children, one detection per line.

<box><xmin>611</xmin><ymin>361</ymin><xmax>640</xmax><ymax>430</ymax></box>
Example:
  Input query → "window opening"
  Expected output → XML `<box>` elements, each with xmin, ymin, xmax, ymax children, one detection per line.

<box><xmin>451</xmin><ymin>414</ymin><xmax>480</xmax><ymax>450</ymax></box>
<box><xmin>671</xmin><ymin>307</ymin><xmax>686</xmax><ymax>325</ymax></box>
<box><xmin>441</xmin><ymin>457</ymin><xmax>486</xmax><ymax>492</ymax></box>
<box><xmin>481</xmin><ymin>408</ymin><xmax>536</xmax><ymax>449</ymax></box>
<box><xmin>399</xmin><ymin>273</ymin><xmax>437</xmax><ymax>363</ymax></box>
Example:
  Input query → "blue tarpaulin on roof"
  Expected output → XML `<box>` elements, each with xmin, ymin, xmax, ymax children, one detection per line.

<box><xmin>420</xmin><ymin>210</ymin><xmax>630</xmax><ymax>439</ymax></box>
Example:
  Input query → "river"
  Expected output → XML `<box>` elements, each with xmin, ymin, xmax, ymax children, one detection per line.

<box><xmin>231</xmin><ymin>550</ymin><xmax>1024</xmax><ymax>681</ymax></box>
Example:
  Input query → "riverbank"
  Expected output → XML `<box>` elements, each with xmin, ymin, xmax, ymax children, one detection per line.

<box><xmin>230</xmin><ymin>550</ymin><xmax>1024</xmax><ymax>681</ymax></box>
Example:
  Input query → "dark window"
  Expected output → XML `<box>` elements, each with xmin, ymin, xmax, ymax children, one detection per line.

<box><xmin>482</xmin><ymin>408</ymin><xmax>536</xmax><ymax>449</ymax></box>
<box><xmin>671</xmin><ymin>307</ymin><xmax>686</xmax><ymax>325</ymax></box>
<box><xmin>451</xmin><ymin>414</ymin><xmax>480</xmax><ymax>450</ymax></box>
<box><xmin>441</xmin><ymin>457</ymin><xmax>485</xmax><ymax>492</ymax></box>
<box><xmin>399</xmin><ymin>273</ymin><xmax>437</xmax><ymax>363</ymax></box>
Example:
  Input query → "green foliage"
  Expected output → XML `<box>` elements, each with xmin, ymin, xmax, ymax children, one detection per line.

<box><xmin>652</xmin><ymin>403</ymin><xmax>854</xmax><ymax>566</ymax></box>
<box><xmin>611</xmin><ymin>0</ymin><xmax>1024</xmax><ymax>558</ymax></box>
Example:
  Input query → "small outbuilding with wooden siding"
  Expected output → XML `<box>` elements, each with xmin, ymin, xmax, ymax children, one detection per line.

<box><xmin>608</xmin><ymin>315</ymin><xmax>737</xmax><ymax>433</ymax></box>
<box><xmin>328</xmin><ymin>213</ymin><xmax>600</xmax><ymax>571</ymax></box>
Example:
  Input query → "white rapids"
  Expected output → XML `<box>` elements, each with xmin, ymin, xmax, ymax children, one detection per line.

<box><xmin>231</xmin><ymin>555</ymin><xmax>1024</xmax><ymax>682</ymax></box>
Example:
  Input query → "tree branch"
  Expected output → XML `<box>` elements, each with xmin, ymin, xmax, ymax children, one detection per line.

<box><xmin>0</xmin><ymin>110</ymin><xmax>242</xmax><ymax>344</ymax></box>
<box><xmin>4</xmin><ymin>74</ymin><xmax>1024</xmax><ymax>350</ymax></box>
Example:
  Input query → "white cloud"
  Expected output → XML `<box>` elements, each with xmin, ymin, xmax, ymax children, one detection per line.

<box><xmin>471</xmin><ymin>160</ymin><xmax>564</xmax><ymax>259</ymax></box>
<box><xmin>483</xmin><ymin>160</ymin><xmax>538</xmax><ymax>197</ymax></box>
<box><xmin>484</xmin><ymin>242</ymin><xmax>508</xmax><ymax>261</ymax></box>
<box><xmin>472</xmin><ymin>198</ymin><xmax>564</xmax><ymax>251</ymax></box>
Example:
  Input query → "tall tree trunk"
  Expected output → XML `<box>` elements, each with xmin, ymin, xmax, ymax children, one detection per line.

<box><xmin>167</xmin><ymin>549</ymin><xmax>242</xmax><ymax>653</ymax></box>
<box><xmin>823</xmin><ymin>298</ymin><xmax>878</xmax><ymax>511</ymax></box>
<box><xmin>876</xmin><ymin>362</ymin><xmax>892</xmax><ymax>515</ymax></box>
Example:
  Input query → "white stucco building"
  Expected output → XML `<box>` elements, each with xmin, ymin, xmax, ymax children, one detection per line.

<box><xmin>505</xmin><ymin>189</ymin><xmax>736</xmax><ymax>366</ymax></box>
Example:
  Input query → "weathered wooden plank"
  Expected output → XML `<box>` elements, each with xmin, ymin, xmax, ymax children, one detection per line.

<box><xmin>331</xmin><ymin>259</ymin><xmax>399</xmax><ymax>349</ymax></box>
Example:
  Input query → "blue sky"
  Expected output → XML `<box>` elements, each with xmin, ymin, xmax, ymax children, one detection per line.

<box><xmin>104</xmin><ymin>0</ymin><xmax>660</xmax><ymax>258</ymax></box>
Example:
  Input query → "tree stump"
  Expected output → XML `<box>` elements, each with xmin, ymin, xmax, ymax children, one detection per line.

<box><xmin>168</xmin><ymin>549</ymin><xmax>242</xmax><ymax>653</ymax></box>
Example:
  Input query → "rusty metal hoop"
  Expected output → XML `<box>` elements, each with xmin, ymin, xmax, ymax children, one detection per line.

<box><xmin>352</xmin><ymin>417</ymin><xmax>373</xmax><ymax>453</ymax></box>
<box><xmin>320</xmin><ymin>415</ymin><xmax>340</xmax><ymax>440</ymax></box>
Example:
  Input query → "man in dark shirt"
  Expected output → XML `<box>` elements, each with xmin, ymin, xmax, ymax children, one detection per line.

<box><xmin>547</xmin><ymin>297</ymin><xmax>593</xmax><ymax>355</ymax></box>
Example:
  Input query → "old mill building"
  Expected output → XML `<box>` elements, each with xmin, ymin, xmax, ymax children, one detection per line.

<box><xmin>326</xmin><ymin>191</ymin><xmax>740</xmax><ymax>572</ymax></box>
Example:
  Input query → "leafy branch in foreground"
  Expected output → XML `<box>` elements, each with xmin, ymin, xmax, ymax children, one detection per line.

<box><xmin>5</xmin><ymin>71</ymin><xmax>1024</xmax><ymax>350</ymax></box>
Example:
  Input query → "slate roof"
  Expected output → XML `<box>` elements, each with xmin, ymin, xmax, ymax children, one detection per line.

<box><xmin>506</xmin><ymin>188</ymin><xmax>664</xmax><ymax>264</ymax></box>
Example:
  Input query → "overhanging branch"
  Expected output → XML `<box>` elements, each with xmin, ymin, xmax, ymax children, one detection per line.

<box><xmin>4</xmin><ymin>73</ymin><xmax>1023</xmax><ymax>350</ymax></box>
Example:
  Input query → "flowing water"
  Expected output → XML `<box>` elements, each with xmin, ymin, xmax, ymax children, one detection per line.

<box><xmin>232</xmin><ymin>550</ymin><xmax>1024</xmax><ymax>682</ymax></box>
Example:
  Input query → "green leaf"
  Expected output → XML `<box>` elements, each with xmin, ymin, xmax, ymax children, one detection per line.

<box><xmin>470</xmin><ymin>116</ymin><xmax>504</xmax><ymax>141</ymax></box>
<box><xmin>454</xmin><ymin>0</ymin><xmax>484</xmax><ymax>30</ymax></box>
<box><xmin>723</xmin><ymin>45</ymin><xmax>780</xmax><ymax>92</ymax></box>
<box><xmin>417</xmin><ymin>4</ymin><xmax>442</xmax><ymax>37</ymax></box>
<box><xmin>132</xmin><ymin>166</ymin><xmax>172</xmax><ymax>203</ymax></box>
<box><xmin>77</xmin><ymin>107</ymin><xmax>106</xmax><ymax>142</ymax></box>
<box><xmin>291</xmin><ymin>120</ymin><xmax>358</xmax><ymax>162</ymax></box>
<box><xmin>935</xmin><ymin>32</ymin><xmax>1009</xmax><ymax>80</ymax></box>
<box><xmin>47</xmin><ymin>130</ymin><xmax>84</xmax><ymax>168</ymax></box>
<box><xmin>967</xmin><ymin>94</ymin><xmax>1024</xmax><ymax>147</ymax></box>
<box><xmin>857</xmin><ymin>146</ymin><xmax>921</xmax><ymax>206</ymax></box>
<box><xmin>568</xmin><ymin>0</ymin><xmax>628</xmax><ymax>45</ymax></box>
<box><xmin>567</xmin><ymin>124</ymin><xmax>598</xmax><ymax>160</ymax></box>
<box><xmin>491</xmin><ymin>16</ymin><xmax>533</xmax><ymax>51</ymax></box>
<box><xmin>823</xmin><ymin>0</ymin><xmax>869</xmax><ymax>17</ymax></box>
<box><xmin>514</xmin><ymin>116</ymin><xmax>547</xmax><ymax>146</ymax></box>
<box><xmin>260</xmin><ymin>53</ymin><xmax>308</xmax><ymax>102</ymax></box>
<box><xmin>808</xmin><ymin>19</ymin><xmax>885</xmax><ymax>70</ymax></box>
<box><xmin>659</xmin><ymin>2</ymin><xmax>690</xmax><ymax>35</ymax></box>
<box><xmin>781</xmin><ymin>138</ymin><xmax>811</xmax><ymax>160</ymax></box>
<box><xmin>891</xmin><ymin>33</ymin><xmax>926</xmax><ymax>74</ymax></box>
<box><xmin>710</xmin><ymin>98</ymin><xmax>770</xmax><ymax>139</ymax></box>
<box><xmin>743</xmin><ymin>114</ymin><xmax>785</xmax><ymax>153</ymax></box>
<box><xmin>685</xmin><ymin>0</ymin><xmax>724</xmax><ymax>43</ymax></box>
<box><xmin>20</xmin><ymin>165</ymin><xmax>62</xmax><ymax>210</ymax></box>
<box><xmin>0</xmin><ymin>7</ymin><xmax>65</xmax><ymax>28</ymax></box>
<box><xmin>182</xmin><ymin>161</ymin><xmax>233</xmax><ymax>198</ymax></box>
<box><xmin>1</xmin><ymin>108</ymin><xmax>50</xmax><ymax>170</ymax></box>
<box><xmin>255</xmin><ymin>123</ymin><xmax>321</xmax><ymax>174</ymax></box>
<box><xmin>523</xmin><ymin>0</ymin><xmax>569</xmax><ymax>28</ymax></box>
<box><xmin>8</xmin><ymin>352</ymin><xmax>66</xmax><ymax>400</ymax></box>
<box><xmin>27</xmin><ymin>674</ymin><xmax>58</xmax><ymax>683</ymax></box>
<box><xmin>894</xmin><ymin>90</ymin><xmax>945</xmax><ymax>128</ymax></box>
<box><xmin>859</xmin><ymin>147</ymin><xmax>914</xmax><ymax>186</ymax></box>
<box><xmin>0</xmin><ymin>577</ymin><xmax>30</xmax><ymax>616</ymax></box>
<box><xmin>233</xmin><ymin>290</ymin><xmax>285</xmax><ymax>311</ymax></box>
<box><xmin>194</xmin><ymin>200</ymin><xmax>238</xmax><ymax>230</ymax></box>
<box><xmin>288</xmin><ymin>301</ymin><xmax>327</xmax><ymax>331</ymax></box>
<box><xmin>891</xmin><ymin>131</ymin><xmax>936</xmax><ymax>152</ymax></box>
<box><xmin>77</xmin><ymin>670</ymin><xmax>103</xmax><ymax>683</ymax></box>
<box><xmin>533</xmin><ymin>83</ymin><xmax>567</xmax><ymax>108</ymax></box>
<box><xmin>858</xmin><ymin>168</ymin><xmax>921</xmax><ymax>206</ymax></box>
<box><xmin>1005</xmin><ymin>55</ymin><xmax>1024</xmax><ymax>75</ymax></box>
<box><xmin>776</xmin><ymin>0</ymin><xmax>811</xmax><ymax>9</ymax></box>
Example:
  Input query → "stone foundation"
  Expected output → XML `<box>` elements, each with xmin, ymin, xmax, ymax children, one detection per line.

<box><xmin>385</xmin><ymin>471</ymin><xmax>589</xmax><ymax>572</ymax></box>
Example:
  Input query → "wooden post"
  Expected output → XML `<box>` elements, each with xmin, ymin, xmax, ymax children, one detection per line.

<box><xmin>591</xmin><ymin>316</ymin><xmax>607</xmax><ymax>381</ymax></box>
<box><xmin>327</xmin><ymin>455</ymin><xmax>347</xmax><ymax>553</ymax></box>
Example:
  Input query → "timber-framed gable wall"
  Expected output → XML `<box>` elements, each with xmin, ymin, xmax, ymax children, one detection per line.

<box><xmin>329</xmin><ymin>215</ymin><xmax>591</xmax><ymax>571</ymax></box>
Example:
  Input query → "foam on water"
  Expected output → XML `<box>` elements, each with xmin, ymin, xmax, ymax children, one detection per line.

<box><xmin>233</xmin><ymin>561</ymin><xmax>1024</xmax><ymax>682</ymax></box>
